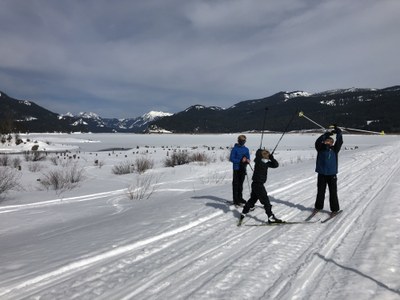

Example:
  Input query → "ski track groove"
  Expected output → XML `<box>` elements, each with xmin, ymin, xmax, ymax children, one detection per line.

<box><xmin>135</xmin><ymin>144</ymin><xmax>398</xmax><ymax>299</ymax></box>
<box><xmin>1</xmin><ymin>143</ymin><xmax>398</xmax><ymax>299</ymax></box>
<box><xmin>0</xmin><ymin>174</ymin><xmax>316</xmax><ymax>299</ymax></box>
<box><xmin>0</xmin><ymin>189</ymin><xmax>127</xmax><ymax>214</ymax></box>
<box><xmin>5</xmin><ymin>172</ymin><xmax>320</xmax><ymax>299</ymax></box>
<box><xmin>0</xmin><ymin>210</ymin><xmax>228</xmax><ymax>299</ymax></box>
<box><xmin>269</xmin><ymin>144</ymin><xmax>400</xmax><ymax>299</ymax></box>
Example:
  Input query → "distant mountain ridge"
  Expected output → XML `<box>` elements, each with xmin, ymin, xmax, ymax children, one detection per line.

<box><xmin>58</xmin><ymin>111</ymin><xmax>173</xmax><ymax>133</ymax></box>
<box><xmin>1</xmin><ymin>86</ymin><xmax>400</xmax><ymax>133</ymax></box>
<box><xmin>0</xmin><ymin>91</ymin><xmax>75</xmax><ymax>133</ymax></box>
<box><xmin>0</xmin><ymin>91</ymin><xmax>172</xmax><ymax>133</ymax></box>
<box><xmin>152</xmin><ymin>86</ymin><xmax>400</xmax><ymax>133</ymax></box>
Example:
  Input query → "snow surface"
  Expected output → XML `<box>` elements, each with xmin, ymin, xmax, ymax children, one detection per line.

<box><xmin>143</xmin><ymin>111</ymin><xmax>173</xmax><ymax>120</ymax></box>
<box><xmin>0</xmin><ymin>133</ymin><xmax>400</xmax><ymax>300</ymax></box>
<box><xmin>316</xmin><ymin>88</ymin><xmax>376</xmax><ymax>96</ymax></box>
<box><xmin>19</xmin><ymin>100</ymin><xmax>32</xmax><ymax>106</ymax></box>
<box><xmin>283</xmin><ymin>91</ymin><xmax>312</xmax><ymax>101</ymax></box>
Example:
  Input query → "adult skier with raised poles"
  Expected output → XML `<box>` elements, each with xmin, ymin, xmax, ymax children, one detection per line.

<box><xmin>313</xmin><ymin>125</ymin><xmax>343</xmax><ymax>218</ymax></box>
<box><xmin>230</xmin><ymin>134</ymin><xmax>250</xmax><ymax>206</ymax></box>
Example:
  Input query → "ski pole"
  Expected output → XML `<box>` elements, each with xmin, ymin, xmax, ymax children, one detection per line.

<box><xmin>246</xmin><ymin>173</ymin><xmax>251</xmax><ymax>198</ymax></box>
<box><xmin>298</xmin><ymin>111</ymin><xmax>326</xmax><ymax>131</ymax></box>
<box><xmin>271</xmin><ymin>109</ymin><xmax>298</xmax><ymax>155</ymax></box>
<box><xmin>339</xmin><ymin>126</ymin><xmax>384</xmax><ymax>135</ymax></box>
<box><xmin>259</xmin><ymin>107</ymin><xmax>269</xmax><ymax>149</ymax></box>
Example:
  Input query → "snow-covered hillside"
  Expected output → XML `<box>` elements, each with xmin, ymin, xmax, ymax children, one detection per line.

<box><xmin>283</xmin><ymin>91</ymin><xmax>312</xmax><ymax>101</ymax></box>
<box><xmin>0</xmin><ymin>133</ymin><xmax>399</xmax><ymax>299</ymax></box>
<box><xmin>60</xmin><ymin>111</ymin><xmax>173</xmax><ymax>132</ymax></box>
<box><xmin>128</xmin><ymin>111</ymin><xmax>173</xmax><ymax>129</ymax></box>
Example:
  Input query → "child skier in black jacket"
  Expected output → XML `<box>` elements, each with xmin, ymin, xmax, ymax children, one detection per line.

<box><xmin>239</xmin><ymin>149</ymin><xmax>283</xmax><ymax>224</ymax></box>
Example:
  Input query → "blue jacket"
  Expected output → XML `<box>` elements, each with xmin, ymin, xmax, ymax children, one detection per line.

<box><xmin>230</xmin><ymin>143</ymin><xmax>250</xmax><ymax>171</ymax></box>
<box><xmin>315</xmin><ymin>130</ymin><xmax>343</xmax><ymax>175</ymax></box>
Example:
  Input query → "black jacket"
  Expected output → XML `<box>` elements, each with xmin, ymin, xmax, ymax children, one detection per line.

<box><xmin>252</xmin><ymin>149</ymin><xmax>279</xmax><ymax>183</ymax></box>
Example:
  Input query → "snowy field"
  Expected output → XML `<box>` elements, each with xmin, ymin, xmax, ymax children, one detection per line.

<box><xmin>0</xmin><ymin>132</ymin><xmax>399</xmax><ymax>300</ymax></box>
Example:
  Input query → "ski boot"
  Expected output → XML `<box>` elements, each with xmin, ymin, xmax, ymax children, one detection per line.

<box><xmin>237</xmin><ymin>214</ymin><xmax>246</xmax><ymax>226</ymax></box>
<box><xmin>268</xmin><ymin>214</ymin><xmax>283</xmax><ymax>224</ymax></box>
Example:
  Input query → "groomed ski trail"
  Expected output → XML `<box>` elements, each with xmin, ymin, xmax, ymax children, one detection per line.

<box><xmin>1</xmin><ymin>142</ymin><xmax>399</xmax><ymax>299</ymax></box>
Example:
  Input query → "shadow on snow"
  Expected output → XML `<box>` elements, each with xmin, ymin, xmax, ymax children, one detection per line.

<box><xmin>316</xmin><ymin>253</ymin><xmax>400</xmax><ymax>296</ymax></box>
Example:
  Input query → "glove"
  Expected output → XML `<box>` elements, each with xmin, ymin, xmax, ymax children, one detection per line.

<box><xmin>324</xmin><ymin>131</ymin><xmax>333</xmax><ymax>137</ymax></box>
<box><xmin>269</xmin><ymin>153</ymin><xmax>274</xmax><ymax>161</ymax></box>
<box><xmin>334</xmin><ymin>125</ymin><xmax>341</xmax><ymax>133</ymax></box>
<box><xmin>330</xmin><ymin>124</ymin><xmax>341</xmax><ymax>134</ymax></box>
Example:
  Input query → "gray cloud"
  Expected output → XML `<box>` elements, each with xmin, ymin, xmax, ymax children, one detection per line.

<box><xmin>0</xmin><ymin>0</ymin><xmax>399</xmax><ymax>118</ymax></box>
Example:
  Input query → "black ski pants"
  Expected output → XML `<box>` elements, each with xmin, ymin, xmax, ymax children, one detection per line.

<box><xmin>232</xmin><ymin>170</ymin><xmax>246</xmax><ymax>205</ymax></box>
<box><xmin>315</xmin><ymin>174</ymin><xmax>340</xmax><ymax>212</ymax></box>
<box><xmin>242</xmin><ymin>182</ymin><xmax>272</xmax><ymax>217</ymax></box>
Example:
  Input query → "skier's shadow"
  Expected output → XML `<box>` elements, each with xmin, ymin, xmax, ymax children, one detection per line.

<box><xmin>192</xmin><ymin>195</ymin><xmax>329</xmax><ymax>222</ymax></box>
<box><xmin>191</xmin><ymin>195</ymin><xmax>267</xmax><ymax>223</ymax></box>
<box><xmin>191</xmin><ymin>195</ymin><xmax>240</xmax><ymax>217</ymax></box>
<box><xmin>270</xmin><ymin>197</ymin><xmax>330</xmax><ymax>214</ymax></box>
<box><xmin>270</xmin><ymin>196</ymin><xmax>309</xmax><ymax>212</ymax></box>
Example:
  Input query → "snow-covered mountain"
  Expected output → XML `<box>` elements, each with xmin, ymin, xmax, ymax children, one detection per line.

<box><xmin>59</xmin><ymin>112</ymin><xmax>74</xmax><ymax>118</ymax></box>
<box><xmin>77</xmin><ymin>112</ymin><xmax>102</xmax><ymax>120</ymax></box>
<box><xmin>314</xmin><ymin>87</ymin><xmax>377</xmax><ymax>96</ymax></box>
<box><xmin>129</xmin><ymin>111</ymin><xmax>173</xmax><ymax>128</ymax></box>
<box><xmin>184</xmin><ymin>105</ymin><xmax>224</xmax><ymax>112</ymax></box>
<box><xmin>282</xmin><ymin>91</ymin><xmax>313</xmax><ymax>101</ymax></box>
<box><xmin>59</xmin><ymin>110</ymin><xmax>173</xmax><ymax>133</ymax></box>
<box><xmin>0</xmin><ymin>91</ymin><xmax>75</xmax><ymax>132</ymax></box>
<box><xmin>101</xmin><ymin>111</ymin><xmax>173</xmax><ymax>133</ymax></box>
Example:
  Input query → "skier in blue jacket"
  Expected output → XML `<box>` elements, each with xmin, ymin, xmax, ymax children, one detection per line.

<box><xmin>230</xmin><ymin>135</ymin><xmax>250</xmax><ymax>206</ymax></box>
<box><xmin>314</xmin><ymin>125</ymin><xmax>343</xmax><ymax>214</ymax></box>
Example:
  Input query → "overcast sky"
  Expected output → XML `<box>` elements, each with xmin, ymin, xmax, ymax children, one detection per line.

<box><xmin>0</xmin><ymin>0</ymin><xmax>399</xmax><ymax>118</ymax></box>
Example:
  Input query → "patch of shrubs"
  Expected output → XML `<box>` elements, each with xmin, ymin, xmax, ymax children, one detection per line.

<box><xmin>39</xmin><ymin>163</ymin><xmax>85</xmax><ymax>191</ymax></box>
<box><xmin>24</xmin><ymin>151</ymin><xmax>46</xmax><ymax>162</ymax></box>
<box><xmin>112</xmin><ymin>157</ymin><xmax>154</xmax><ymax>175</ymax></box>
<box><xmin>164</xmin><ymin>151</ymin><xmax>212</xmax><ymax>167</ymax></box>
<box><xmin>0</xmin><ymin>167</ymin><xmax>21</xmax><ymax>198</ymax></box>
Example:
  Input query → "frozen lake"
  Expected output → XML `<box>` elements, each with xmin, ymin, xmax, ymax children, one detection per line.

<box><xmin>21</xmin><ymin>132</ymin><xmax>399</xmax><ymax>152</ymax></box>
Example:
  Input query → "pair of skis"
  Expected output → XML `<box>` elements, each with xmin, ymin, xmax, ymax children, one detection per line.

<box><xmin>237</xmin><ymin>217</ymin><xmax>319</xmax><ymax>227</ymax></box>
<box><xmin>237</xmin><ymin>210</ymin><xmax>343</xmax><ymax>226</ymax></box>
<box><xmin>242</xmin><ymin>220</ymin><xmax>319</xmax><ymax>227</ymax></box>
<box><xmin>305</xmin><ymin>209</ymin><xmax>343</xmax><ymax>223</ymax></box>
